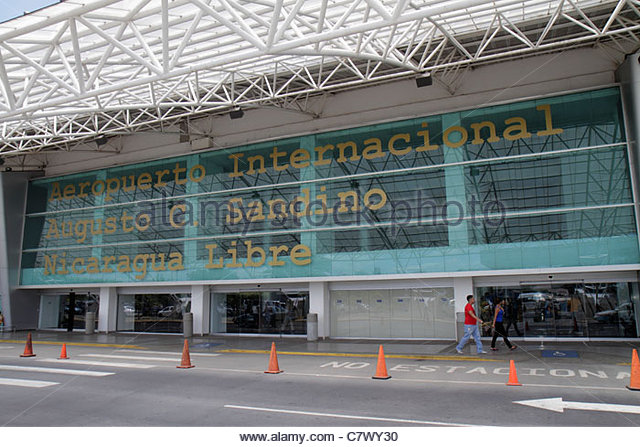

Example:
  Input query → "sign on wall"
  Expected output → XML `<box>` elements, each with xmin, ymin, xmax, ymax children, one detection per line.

<box><xmin>20</xmin><ymin>88</ymin><xmax>638</xmax><ymax>285</ymax></box>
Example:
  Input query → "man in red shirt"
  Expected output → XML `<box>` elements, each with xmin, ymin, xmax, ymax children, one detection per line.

<box><xmin>456</xmin><ymin>295</ymin><xmax>487</xmax><ymax>354</ymax></box>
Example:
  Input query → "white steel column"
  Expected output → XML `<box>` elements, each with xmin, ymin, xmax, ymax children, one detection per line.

<box><xmin>98</xmin><ymin>287</ymin><xmax>117</xmax><ymax>333</ymax></box>
<box><xmin>309</xmin><ymin>282</ymin><xmax>330</xmax><ymax>338</ymax></box>
<box><xmin>191</xmin><ymin>285</ymin><xmax>210</xmax><ymax>335</ymax></box>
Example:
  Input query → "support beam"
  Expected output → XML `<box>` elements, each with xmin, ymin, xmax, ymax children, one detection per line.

<box><xmin>162</xmin><ymin>0</ymin><xmax>169</xmax><ymax>73</ymax></box>
<box><xmin>69</xmin><ymin>18</ymin><xmax>86</xmax><ymax>94</ymax></box>
<box><xmin>0</xmin><ymin>50</ymin><xmax>16</xmax><ymax>111</ymax></box>
<box><xmin>0</xmin><ymin>0</ymin><xmax>638</xmax><ymax>155</ymax></box>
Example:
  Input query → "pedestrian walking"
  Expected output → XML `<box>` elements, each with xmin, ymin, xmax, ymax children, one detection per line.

<box><xmin>504</xmin><ymin>297</ymin><xmax>522</xmax><ymax>336</ymax></box>
<box><xmin>491</xmin><ymin>298</ymin><xmax>517</xmax><ymax>351</ymax></box>
<box><xmin>456</xmin><ymin>295</ymin><xmax>487</xmax><ymax>354</ymax></box>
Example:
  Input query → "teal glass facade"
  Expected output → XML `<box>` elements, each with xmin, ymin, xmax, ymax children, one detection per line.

<box><xmin>20</xmin><ymin>87</ymin><xmax>639</xmax><ymax>285</ymax></box>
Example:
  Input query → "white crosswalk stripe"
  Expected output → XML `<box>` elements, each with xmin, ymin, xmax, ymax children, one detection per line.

<box><xmin>37</xmin><ymin>358</ymin><xmax>155</xmax><ymax>369</ymax></box>
<box><xmin>0</xmin><ymin>364</ymin><xmax>114</xmax><ymax>377</ymax></box>
<box><xmin>0</xmin><ymin>378</ymin><xmax>59</xmax><ymax>388</ymax></box>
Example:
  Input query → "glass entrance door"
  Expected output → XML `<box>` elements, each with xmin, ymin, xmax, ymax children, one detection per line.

<box><xmin>519</xmin><ymin>285</ymin><xmax>565</xmax><ymax>338</ymax></box>
<box><xmin>478</xmin><ymin>284</ymin><xmax>577</xmax><ymax>338</ymax></box>
<box><xmin>38</xmin><ymin>294</ymin><xmax>98</xmax><ymax>330</ymax></box>
<box><xmin>211</xmin><ymin>290</ymin><xmax>309</xmax><ymax>335</ymax></box>
<box><xmin>477</xmin><ymin>282</ymin><xmax>638</xmax><ymax>339</ymax></box>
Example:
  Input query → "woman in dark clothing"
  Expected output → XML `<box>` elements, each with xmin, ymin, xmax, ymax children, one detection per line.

<box><xmin>491</xmin><ymin>299</ymin><xmax>517</xmax><ymax>351</ymax></box>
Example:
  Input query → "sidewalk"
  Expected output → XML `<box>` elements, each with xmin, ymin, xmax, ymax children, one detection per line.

<box><xmin>2</xmin><ymin>330</ymin><xmax>638</xmax><ymax>366</ymax></box>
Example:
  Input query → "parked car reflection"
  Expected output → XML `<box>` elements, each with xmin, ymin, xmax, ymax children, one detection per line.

<box><xmin>594</xmin><ymin>302</ymin><xmax>634</xmax><ymax>324</ymax></box>
<box><xmin>158</xmin><ymin>306</ymin><xmax>177</xmax><ymax>317</ymax></box>
<box><xmin>519</xmin><ymin>292</ymin><xmax>552</xmax><ymax>322</ymax></box>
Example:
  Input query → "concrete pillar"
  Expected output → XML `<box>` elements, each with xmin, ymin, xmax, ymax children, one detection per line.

<box><xmin>191</xmin><ymin>285</ymin><xmax>210</xmax><ymax>335</ymax></box>
<box><xmin>453</xmin><ymin>277</ymin><xmax>474</xmax><ymax>313</ymax></box>
<box><xmin>0</xmin><ymin>172</ymin><xmax>39</xmax><ymax>329</ymax></box>
<box><xmin>616</xmin><ymin>52</ymin><xmax>640</xmax><ymax>251</ymax></box>
<box><xmin>309</xmin><ymin>282</ymin><xmax>330</xmax><ymax>338</ymax></box>
<box><xmin>98</xmin><ymin>287</ymin><xmax>117</xmax><ymax>333</ymax></box>
<box><xmin>453</xmin><ymin>277</ymin><xmax>474</xmax><ymax>339</ymax></box>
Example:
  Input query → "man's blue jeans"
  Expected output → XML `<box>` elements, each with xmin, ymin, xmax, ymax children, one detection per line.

<box><xmin>456</xmin><ymin>324</ymin><xmax>483</xmax><ymax>353</ymax></box>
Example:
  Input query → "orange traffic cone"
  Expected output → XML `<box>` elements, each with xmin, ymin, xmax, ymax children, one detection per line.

<box><xmin>264</xmin><ymin>342</ymin><xmax>283</xmax><ymax>374</ymax></box>
<box><xmin>506</xmin><ymin>359</ymin><xmax>522</xmax><ymax>386</ymax></box>
<box><xmin>627</xmin><ymin>349</ymin><xmax>640</xmax><ymax>391</ymax></box>
<box><xmin>58</xmin><ymin>343</ymin><xmax>69</xmax><ymax>360</ymax></box>
<box><xmin>176</xmin><ymin>339</ymin><xmax>195</xmax><ymax>369</ymax></box>
<box><xmin>20</xmin><ymin>332</ymin><xmax>36</xmax><ymax>358</ymax></box>
<box><xmin>372</xmin><ymin>345</ymin><xmax>391</xmax><ymax>380</ymax></box>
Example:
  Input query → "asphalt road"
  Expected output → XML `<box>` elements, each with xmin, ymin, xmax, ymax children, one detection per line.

<box><xmin>1</xmin><ymin>340</ymin><xmax>639</xmax><ymax>428</ymax></box>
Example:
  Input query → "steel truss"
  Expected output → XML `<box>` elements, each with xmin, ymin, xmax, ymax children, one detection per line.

<box><xmin>1</xmin><ymin>0</ymin><xmax>640</xmax><ymax>156</ymax></box>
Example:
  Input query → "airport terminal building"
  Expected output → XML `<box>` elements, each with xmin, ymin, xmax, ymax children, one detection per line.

<box><xmin>1</xmin><ymin>0</ymin><xmax>640</xmax><ymax>341</ymax></box>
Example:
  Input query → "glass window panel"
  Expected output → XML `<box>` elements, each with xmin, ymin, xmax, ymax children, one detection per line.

<box><xmin>390</xmin><ymin>289</ymin><xmax>416</xmax><ymax>338</ymax></box>
<box><xmin>465</xmin><ymin>147</ymin><xmax>632</xmax><ymax>214</ymax></box>
<box><xmin>38</xmin><ymin>295</ymin><xmax>63</xmax><ymax>329</ymax></box>
<box><xmin>469</xmin><ymin>207</ymin><xmax>636</xmax><ymax>245</ymax></box>
<box><xmin>348</xmin><ymin>291</ymin><xmax>370</xmax><ymax>337</ymax></box>
<box><xmin>368</xmin><ymin>290</ymin><xmax>391</xmax><ymax>338</ymax></box>
<box><xmin>462</xmin><ymin>89</ymin><xmax>625</xmax><ymax>161</ymax></box>
<box><xmin>331</xmin><ymin>291</ymin><xmax>350</xmax><ymax>337</ymax></box>
<box><xmin>433</xmin><ymin>288</ymin><xmax>456</xmax><ymax>338</ymax></box>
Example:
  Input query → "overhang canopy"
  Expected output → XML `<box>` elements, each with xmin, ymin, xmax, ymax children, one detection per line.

<box><xmin>0</xmin><ymin>0</ymin><xmax>639</xmax><ymax>155</ymax></box>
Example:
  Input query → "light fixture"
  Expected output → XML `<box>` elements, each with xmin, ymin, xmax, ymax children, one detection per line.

<box><xmin>415</xmin><ymin>75</ymin><xmax>432</xmax><ymax>88</ymax></box>
<box><xmin>229</xmin><ymin>108</ymin><xmax>244</xmax><ymax>119</ymax></box>
<box><xmin>95</xmin><ymin>135</ymin><xmax>109</xmax><ymax>146</ymax></box>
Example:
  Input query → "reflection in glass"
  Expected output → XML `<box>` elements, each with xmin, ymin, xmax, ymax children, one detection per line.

<box><xmin>117</xmin><ymin>294</ymin><xmax>191</xmax><ymax>333</ymax></box>
<box><xmin>211</xmin><ymin>291</ymin><xmax>308</xmax><ymax>335</ymax></box>
<box><xmin>38</xmin><ymin>294</ymin><xmax>98</xmax><ymax>330</ymax></box>
<box><xmin>476</xmin><ymin>283</ymin><xmax>639</xmax><ymax>338</ymax></box>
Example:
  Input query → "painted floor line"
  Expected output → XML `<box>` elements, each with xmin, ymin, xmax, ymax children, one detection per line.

<box><xmin>79</xmin><ymin>354</ymin><xmax>182</xmax><ymax>362</ymax></box>
<box><xmin>193</xmin><ymin>366</ymin><xmax>628</xmax><ymax>391</ymax></box>
<box><xmin>36</xmin><ymin>358</ymin><xmax>155</xmax><ymax>369</ymax></box>
<box><xmin>115</xmin><ymin>349</ymin><xmax>220</xmax><ymax>357</ymax></box>
<box><xmin>224</xmin><ymin>404</ymin><xmax>484</xmax><ymax>427</ymax></box>
<box><xmin>0</xmin><ymin>377</ymin><xmax>59</xmax><ymax>388</ymax></box>
<box><xmin>0</xmin><ymin>339</ymin><xmax>146</xmax><ymax>349</ymax></box>
<box><xmin>0</xmin><ymin>364</ymin><xmax>114</xmax><ymax>377</ymax></box>
<box><xmin>217</xmin><ymin>349</ymin><xmax>499</xmax><ymax>362</ymax></box>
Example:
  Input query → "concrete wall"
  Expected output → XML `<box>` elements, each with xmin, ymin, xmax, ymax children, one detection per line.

<box><xmin>0</xmin><ymin>172</ymin><xmax>41</xmax><ymax>329</ymax></box>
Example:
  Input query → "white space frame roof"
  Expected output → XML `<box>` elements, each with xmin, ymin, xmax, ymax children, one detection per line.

<box><xmin>1</xmin><ymin>0</ymin><xmax>639</xmax><ymax>156</ymax></box>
